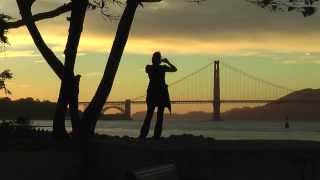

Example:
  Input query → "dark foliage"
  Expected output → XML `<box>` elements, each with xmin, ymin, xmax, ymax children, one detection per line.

<box><xmin>0</xmin><ymin>97</ymin><xmax>56</xmax><ymax>120</ymax></box>
<box><xmin>0</xmin><ymin>14</ymin><xmax>12</xmax><ymax>44</ymax></box>
<box><xmin>248</xmin><ymin>0</ymin><xmax>319</xmax><ymax>17</ymax></box>
<box><xmin>0</xmin><ymin>69</ymin><xmax>13</xmax><ymax>96</ymax></box>
<box><xmin>0</xmin><ymin>120</ymin><xmax>49</xmax><ymax>139</ymax></box>
<box><xmin>0</xmin><ymin>97</ymin><xmax>110</xmax><ymax>120</ymax></box>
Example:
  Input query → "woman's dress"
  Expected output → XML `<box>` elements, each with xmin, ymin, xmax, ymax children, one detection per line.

<box><xmin>145</xmin><ymin>64</ymin><xmax>171</xmax><ymax>112</ymax></box>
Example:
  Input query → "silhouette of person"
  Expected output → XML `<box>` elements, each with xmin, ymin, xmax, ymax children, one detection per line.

<box><xmin>285</xmin><ymin>116</ymin><xmax>290</xmax><ymax>129</ymax></box>
<box><xmin>139</xmin><ymin>51</ymin><xmax>177</xmax><ymax>139</ymax></box>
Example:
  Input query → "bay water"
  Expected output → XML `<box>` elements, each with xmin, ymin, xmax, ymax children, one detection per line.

<box><xmin>30</xmin><ymin>119</ymin><xmax>320</xmax><ymax>141</ymax></box>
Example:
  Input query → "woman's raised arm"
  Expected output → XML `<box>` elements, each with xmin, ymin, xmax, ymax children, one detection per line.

<box><xmin>162</xmin><ymin>58</ymin><xmax>177</xmax><ymax>72</ymax></box>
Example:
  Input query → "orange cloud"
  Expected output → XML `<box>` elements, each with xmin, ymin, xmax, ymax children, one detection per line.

<box><xmin>6</xmin><ymin>27</ymin><xmax>320</xmax><ymax>58</ymax></box>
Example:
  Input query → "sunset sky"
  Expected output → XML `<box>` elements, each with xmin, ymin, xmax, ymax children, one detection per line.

<box><xmin>0</xmin><ymin>0</ymin><xmax>320</xmax><ymax>103</ymax></box>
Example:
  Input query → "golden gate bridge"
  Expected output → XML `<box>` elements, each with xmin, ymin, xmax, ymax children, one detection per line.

<box><xmin>80</xmin><ymin>61</ymin><xmax>319</xmax><ymax>120</ymax></box>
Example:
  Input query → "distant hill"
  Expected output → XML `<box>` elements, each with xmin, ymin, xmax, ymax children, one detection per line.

<box><xmin>223</xmin><ymin>88</ymin><xmax>320</xmax><ymax>121</ymax></box>
<box><xmin>2</xmin><ymin>89</ymin><xmax>319</xmax><ymax>121</ymax></box>
<box><xmin>0</xmin><ymin>97</ymin><xmax>56</xmax><ymax>120</ymax></box>
<box><xmin>0</xmin><ymin>97</ymin><xmax>112</xmax><ymax>120</ymax></box>
<box><xmin>133</xmin><ymin>89</ymin><xmax>320</xmax><ymax>121</ymax></box>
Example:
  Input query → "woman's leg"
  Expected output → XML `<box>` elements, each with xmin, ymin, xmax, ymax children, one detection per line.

<box><xmin>139</xmin><ymin>105</ymin><xmax>155</xmax><ymax>138</ymax></box>
<box><xmin>154</xmin><ymin>106</ymin><xmax>165</xmax><ymax>139</ymax></box>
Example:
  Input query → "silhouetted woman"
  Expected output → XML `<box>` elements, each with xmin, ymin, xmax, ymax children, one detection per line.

<box><xmin>139</xmin><ymin>51</ymin><xmax>177</xmax><ymax>139</ymax></box>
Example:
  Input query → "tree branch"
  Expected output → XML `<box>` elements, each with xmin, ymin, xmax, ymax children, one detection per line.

<box><xmin>5</xmin><ymin>2</ymin><xmax>72</xmax><ymax>30</ymax></box>
<box><xmin>16</xmin><ymin>0</ymin><xmax>64</xmax><ymax>79</ymax></box>
<box><xmin>82</xmin><ymin>0</ymin><xmax>140</xmax><ymax>134</ymax></box>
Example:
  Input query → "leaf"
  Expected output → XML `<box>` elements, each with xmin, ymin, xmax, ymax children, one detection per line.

<box><xmin>5</xmin><ymin>89</ymin><xmax>12</xmax><ymax>95</ymax></box>
<box><xmin>0</xmin><ymin>13</ymin><xmax>13</xmax><ymax>44</ymax></box>
<box><xmin>248</xmin><ymin>0</ymin><xmax>319</xmax><ymax>17</ymax></box>
<box><xmin>0</xmin><ymin>70</ymin><xmax>13</xmax><ymax>79</ymax></box>
<box><xmin>302</xmin><ymin>7</ymin><xmax>317</xmax><ymax>16</ymax></box>
<box><xmin>288</xmin><ymin>6</ymin><xmax>296</xmax><ymax>11</ymax></box>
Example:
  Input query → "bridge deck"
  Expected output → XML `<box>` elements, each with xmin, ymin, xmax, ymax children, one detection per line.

<box><xmin>79</xmin><ymin>100</ymin><xmax>320</xmax><ymax>105</ymax></box>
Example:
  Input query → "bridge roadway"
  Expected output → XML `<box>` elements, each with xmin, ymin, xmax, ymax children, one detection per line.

<box><xmin>78</xmin><ymin>99</ymin><xmax>320</xmax><ymax>120</ymax></box>
<box><xmin>79</xmin><ymin>99</ymin><xmax>320</xmax><ymax>105</ymax></box>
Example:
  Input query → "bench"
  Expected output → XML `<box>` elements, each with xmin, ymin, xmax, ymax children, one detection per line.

<box><xmin>126</xmin><ymin>164</ymin><xmax>179</xmax><ymax>180</ymax></box>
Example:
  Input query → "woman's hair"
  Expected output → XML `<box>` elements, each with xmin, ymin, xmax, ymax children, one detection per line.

<box><xmin>152</xmin><ymin>51</ymin><xmax>161</xmax><ymax>65</ymax></box>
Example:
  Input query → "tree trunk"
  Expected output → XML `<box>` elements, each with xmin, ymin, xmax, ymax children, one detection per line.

<box><xmin>81</xmin><ymin>0</ymin><xmax>139</xmax><ymax>136</ymax></box>
<box><xmin>64</xmin><ymin>0</ymin><xmax>88</xmax><ymax>138</ymax></box>
<box><xmin>52</xmin><ymin>0</ymin><xmax>88</xmax><ymax>139</ymax></box>
<box><xmin>53</xmin><ymin>74</ymin><xmax>81</xmax><ymax>139</ymax></box>
<box><xmin>16</xmin><ymin>0</ymin><xmax>67</xmax><ymax>139</ymax></box>
<box><xmin>52</xmin><ymin>80</ymin><xmax>68</xmax><ymax>139</ymax></box>
<box><xmin>70</xmin><ymin>75</ymin><xmax>81</xmax><ymax>137</ymax></box>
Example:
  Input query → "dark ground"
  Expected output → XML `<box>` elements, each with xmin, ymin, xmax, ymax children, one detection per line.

<box><xmin>1</xmin><ymin>132</ymin><xmax>320</xmax><ymax>180</ymax></box>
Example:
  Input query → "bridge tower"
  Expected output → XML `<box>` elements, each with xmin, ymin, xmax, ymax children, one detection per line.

<box><xmin>124</xmin><ymin>99</ymin><xmax>132</xmax><ymax>120</ymax></box>
<box><xmin>213</xmin><ymin>61</ymin><xmax>222</xmax><ymax>121</ymax></box>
